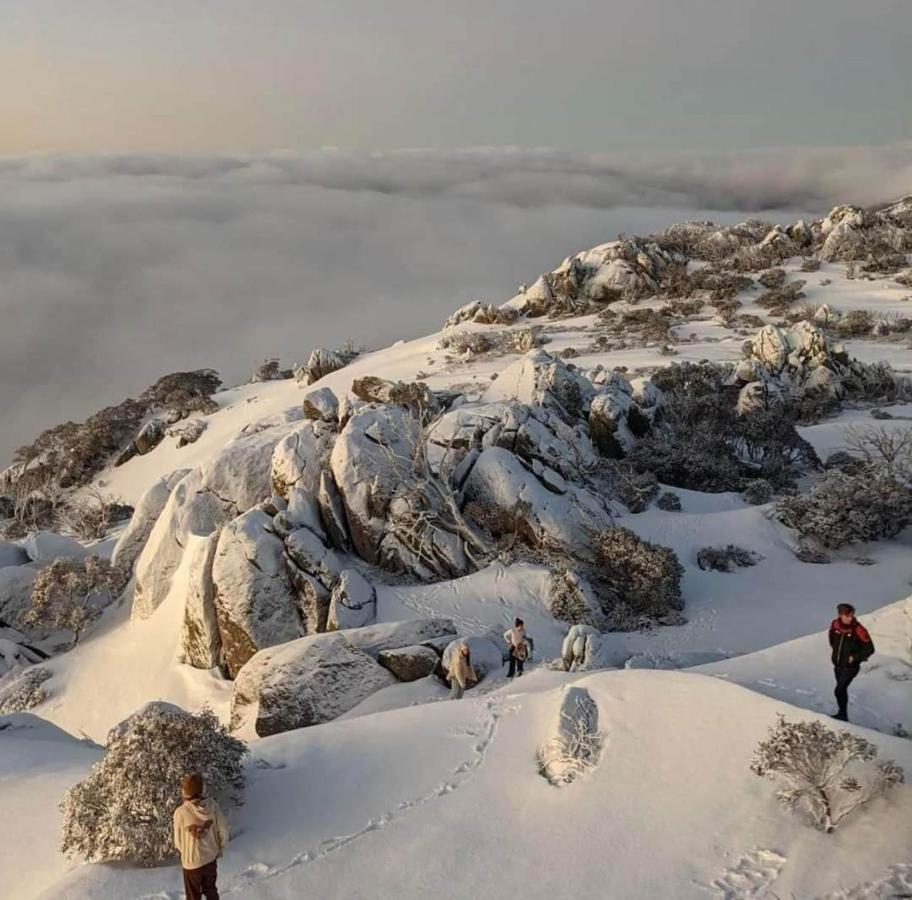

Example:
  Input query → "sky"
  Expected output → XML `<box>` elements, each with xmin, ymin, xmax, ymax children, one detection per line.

<box><xmin>0</xmin><ymin>1</ymin><xmax>911</xmax><ymax>469</ymax></box>
<box><xmin>1</xmin><ymin>0</ymin><xmax>910</xmax><ymax>155</ymax></box>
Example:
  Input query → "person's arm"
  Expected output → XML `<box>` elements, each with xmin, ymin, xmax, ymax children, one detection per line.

<box><xmin>828</xmin><ymin>623</ymin><xmax>837</xmax><ymax>650</ymax></box>
<box><xmin>216</xmin><ymin>804</ymin><xmax>229</xmax><ymax>852</ymax></box>
<box><xmin>854</xmin><ymin>624</ymin><xmax>875</xmax><ymax>662</ymax></box>
<box><xmin>173</xmin><ymin>811</ymin><xmax>182</xmax><ymax>854</ymax></box>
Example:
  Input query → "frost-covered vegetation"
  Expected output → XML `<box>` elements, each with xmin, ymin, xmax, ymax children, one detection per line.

<box><xmin>60</xmin><ymin>703</ymin><xmax>247</xmax><ymax>866</ymax></box>
<box><xmin>751</xmin><ymin>716</ymin><xmax>904</xmax><ymax>832</ymax></box>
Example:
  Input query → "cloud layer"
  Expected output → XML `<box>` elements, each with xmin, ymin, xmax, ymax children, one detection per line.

<box><xmin>1</xmin><ymin>145</ymin><xmax>909</xmax><ymax>467</ymax></box>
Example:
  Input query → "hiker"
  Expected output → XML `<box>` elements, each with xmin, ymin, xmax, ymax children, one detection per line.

<box><xmin>447</xmin><ymin>641</ymin><xmax>477</xmax><ymax>699</ymax></box>
<box><xmin>173</xmin><ymin>773</ymin><xmax>229</xmax><ymax>900</ymax></box>
<box><xmin>504</xmin><ymin>617</ymin><xmax>533</xmax><ymax>678</ymax></box>
<box><xmin>829</xmin><ymin>603</ymin><xmax>875</xmax><ymax>722</ymax></box>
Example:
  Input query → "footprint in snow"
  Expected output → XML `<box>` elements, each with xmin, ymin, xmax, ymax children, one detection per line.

<box><xmin>701</xmin><ymin>848</ymin><xmax>787</xmax><ymax>899</ymax></box>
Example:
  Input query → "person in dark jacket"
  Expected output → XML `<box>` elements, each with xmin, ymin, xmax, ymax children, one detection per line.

<box><xmin>828</xmin><ymin>603</ymin><xmax>874</xmax><ymax>722</ymax></box>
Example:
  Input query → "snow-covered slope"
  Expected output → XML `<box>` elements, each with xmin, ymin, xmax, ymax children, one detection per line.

<box><xmin>3</xmin><ymin>201</ymin><xmax>912</xmax><ymax>898</ymax></box>
<box><xmin>19</xmin><ymin>672</ymin><xmax>912</xmax><ymax>900</ymax></box>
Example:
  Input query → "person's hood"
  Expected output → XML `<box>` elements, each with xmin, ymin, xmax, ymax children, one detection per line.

<box><xmin>181</xmin><ymin>798</ymin><xmax>216</xmax><ymax>823</ymax></box>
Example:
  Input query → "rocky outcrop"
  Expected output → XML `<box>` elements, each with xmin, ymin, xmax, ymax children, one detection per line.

<box><xmin>134</xmin><ymin>418</ymin><xmax>166</xmax><ymax>455</ymax></box>
<box><xmin>230</xmin><ymin>618</ymin><xmax>455</xmax><ymax>736</ymax></box>
<box><xmin>112</xmin><ymin>469</ymin><xmax>190</xmax><ymax>572</ymax></box>
<box><xmin>271</xmin><ymin>420</ymin><xmax>337</xmax><ymax>499</ymax></box>
<box><xmin>297</xmin><ymin>348</ymin><xmax>348</xmax><ymax>385</ymax></box>
<box><xmin>0</xmin><ymin>566</ymin><xmax>40</xmax><ymax>635</ymax></box>
<box><xmin>351</xmin><ymin>376</ymin><xmax>440</xmax><ymax>417</ymax></box>
<box><xmin>178</xmin><ymin>533</ymin><xmax>221</xmax><ymax>669</ymax></box>
<box><xmin>167</xmin><ymin>418</ymin><xmax>207</xmax><ymax>448</ymax></box>
<box><xmin>211</xmin><ymin>509</ymin><xmax>303</xmax><ymax>677</ymax></box>
<box><xmin>560</xmin><ymin>624</ymin><xmax>605</xmax><ymax>672</ymax></box>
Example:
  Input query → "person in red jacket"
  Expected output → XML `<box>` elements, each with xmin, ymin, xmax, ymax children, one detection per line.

<box><xmin>828</xmin><ymin>603</ymin><xmax>875</xmax><ymax>722</ymax></box>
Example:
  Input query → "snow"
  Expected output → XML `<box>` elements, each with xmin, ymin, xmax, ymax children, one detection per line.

<box><xmin>4</xmin><ymin>215</ymin><xmax>912</xmax><ymax>898</ymax></box>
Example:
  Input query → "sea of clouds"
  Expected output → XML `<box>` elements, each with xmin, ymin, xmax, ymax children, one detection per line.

<box><xmin>1</xmin><ymin>144</ymin><xmax>910</xmax><ymax>465</ymax></box>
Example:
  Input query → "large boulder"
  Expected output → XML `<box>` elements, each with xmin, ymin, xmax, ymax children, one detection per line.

<box><xmin>230</xmin><ymin>617</ymin><xmax>456</xmax><ymax>735</ymax></box>
<box><xmin>462</xmin><ymin>447</ymin><xmax>611</xmax><ymax>556</ymax></box>
<box><xmin>589</xmin><ymin>390</ymin><xmax>636</xmax><ymax>458</ymax></box>
<box><xmin>350</xmin><ymin>376</ymin><xmax>439</xmax><ymax>417</ymax></box>
<box><xmin>199</xmin><ymin>425</ymin><xmax>288</xmax><ymax>514</ymax></box>
<box><xmin>133</xmin><ymin>469</ymin><xmax>235</xmax><ymax>620</ymax></box>
<box><xmin>134</xmin><ymin>418</ymin><xmax>166</xmax><ymax>455</ymax></box>
<box><xmin>112</xmin><ymin>469</ymin><xmax>190</xmax><ymax>571</ymax></box>
<box><xmin>178</xmin><ymin>533</ymin><xmax>221</xmax><ymax>669</ymax></box>
<box><xmin>271</xmin><ymin>420</ymin><xmax>337</xmax><ymax>499</ymax></box>
<box><xmin>284</xmin><ymin>527</ymin><xmax>343</xmax><ymax>587</ymax></box>
<box><xmin>301</xmin><ymin>387</ymin><xmax>339</xmax><ymax>423</ymax></box>
<box><xmin>298</xmin><ymin>348</ymin><xmax>347</xmax><ymax>385</ymax></box>
<box><xmin>211</xmin><ymin>509</ymin><xmax>303</xmax><ymax>678</ymax></box>
<box><xmin>329</xmin><ymin>406</ymin><xmax>421</xmax><ymax>564</ymax></box>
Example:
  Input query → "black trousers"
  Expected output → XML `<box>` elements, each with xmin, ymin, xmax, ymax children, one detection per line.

<box><xmin>834</xmin><ymin>665</ymin><xmax>860</xmax><ymax>717</ymax></box>
<box><xmin>183</xmin><ymin>860</ymin><xmax>219</xmax><ymax>900</ymax></box>
<box><xmin>508</xmin><ymin>652</ymin><xmax>524</xmax><ymax>677</ymax></box>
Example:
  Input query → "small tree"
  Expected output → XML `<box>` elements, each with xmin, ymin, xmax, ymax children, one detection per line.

<box><xmin>55</xmin><ymin>488</ymin><xmax>131</xmax><ymax>541</ymax></box>
<box><xmin>60</xmin><ymin>702</ymin><xmax>247</xmax><ymax>866</ymax></box>
<box><xmin>750</xmin><ymin>716</ymin><xmax>903</xmax><ymax>833</ymax></box>
<box><xmin>22</xmin><ymin>556</ymin><xmax>128</xmax><ymax>646</ymax></box>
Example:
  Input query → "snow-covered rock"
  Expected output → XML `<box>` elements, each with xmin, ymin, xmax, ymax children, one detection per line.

<box><xmin>212</xmin><ymin>509</ymin><xmax>302</xmax><ymax>677</ymax></box>
<box><xmin>199</xmin><ymin>424</ymin><xmax>288</xmax><ymax>513</ymax></box>
<box><xmin>0</xmin><ymin>542</ymin><xmax>28</xmax><ymax>569</ymax></box>
<box><xmin>462</xmin><ymin>447</ymin><xmax>611</xmax><ymax>555</ymax></box>
<box><xmin>231</xmin><ymin>632</ymin><xmax>395</xmax><ymax>736</ymax></box>
<box><xmin>22</xmin><ymin>532</ymin><xmax>90</xmax><ymax>564</ymax></box>
<box><xmin>178</xmin><ymin>533</ymin><xmax>221</xmax><ymax>669</ymax></box>
<box><xmin>0</xmin><ymin>566</ymin><xmax>39</xmax><ymax>634</ymax></box>
<box><xmin>132</xmin><ymin>469</ymin><xmax>235</xmax><ymax>620</ymax></box>
<box><xmin>377</xmin><ymin>645</ymin><xmax>440</xmax><ymax>681</ymax></box>
<box><xmin>111</xmin><ymin>469</ymin><xmax>189</xmax><ymax>571</ymax></box>
<box><xmin>298</xmin><ymin>348</ymin><xmax>347</xmax><ymax>385</ymax></box>
<box><xmin>301</xmin><ymin>387</ymin><xmax>339</xmax><ymax>423</ymax></box>
<box><xmin>327</xmin><ymin>568</ymin><xmax>377</xmax><ymax>631</ymax></box>
<box><xmin>538</xmin><ymin>685</ymin><xmax>600</xmax><ymax>785</ymax></box>
<box><xmin>284</xmin><ymin>527</ymin><xmax>343</xmax><ymax>588</ymax></box>
<box><xmin>271</xmin><ymin>419</ymin><xmax>337</xmax><ymax>499</ymax></box>
<box><xmin>589</xmin><ymin>389</ymin><xmax>636</xmax><ymax>458</ymax></box>
<box><xmin>561</xmin><ymin>624</ymin><xmax>606</xmax><ymax>672</ymax></box>
<box><xmin>167</xmin><ymin>418</ymin><xmax>207</xmax><ymax>448</ymax></box>
<box><xmin>134</xmin><ymin>417</ymin><xmax>166</xmax><ymax>455</ymax></box>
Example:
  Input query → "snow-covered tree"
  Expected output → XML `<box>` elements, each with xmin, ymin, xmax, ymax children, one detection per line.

<box><xmin>750</xmin><ymin>716</ymin><xmax>904</xmax><ymax>833</ymax></box>
<box><xmin>23</xmin><ymin>556</ymin><xmax>128</xmax><ymax>646</ymax></box>
<box><xmin>60</xmin><ymin>703</ymin><xmax>247</xmax><ymax>866</ymax></box>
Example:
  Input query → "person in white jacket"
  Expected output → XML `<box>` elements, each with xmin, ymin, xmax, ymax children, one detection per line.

<box><xmin>504</xmin><ymin>617</ymin><xmax>533</xmax><ymax>678</ymax></box>
<box><xmin>173</xmin><ymin>773</ymin><xmax>229</xmax><ymax>900</ymax></box>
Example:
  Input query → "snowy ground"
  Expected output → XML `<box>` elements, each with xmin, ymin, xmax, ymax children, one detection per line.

<box><xmin>3</xmin><ymin>243</ymin><xmax>912</xmax><ymax>898</ymax></box>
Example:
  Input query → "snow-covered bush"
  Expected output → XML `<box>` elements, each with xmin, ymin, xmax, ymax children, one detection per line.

<box><xmin>538</xmin><ymin>686</ymin><xmax>601</xmax><ymax>786</ymax></box>
<box><xmin>775</xmin><ymin>471</ymin><xmax>912</xmax><ymax>548</ymax></box>
<box><xmin>655</xmin><ymin>491</ymin><xmax>681</xmax><ymax>511</ymax></box>
<box><xmin>750</xmin><ymin>716</ymin><xmax>904</xmax><ymax>833</ymax></box>
<box><xmin>742</xmin><ymin>479</ymin><xmax>773</xmax><ymax>505</ymax></box>
<box><xmin>611</xmin><ymin>465</ymin><xmax>659</xmax><ymax>513</ymax></box>
<box><xmin>54</xmin><ymin>488</ymin><xmax>132</xmax><ymax>541</ymax></box>
<box><xmin>250</xmin><ymin>358</ymin><xmax>292</xmax><ymax>382</ymax></box>
<box><xmin>697</xmin><ymin>545</ymin><xmax>761</xmax><ymax>572</ymax></box>
<box><xmin>22</xmin><ymin>556</ymin><xmax>128</xmax><ymax>646</ymax></box>
<box><xmin>591</xmin><ymin>527</ymin><xmax>684</xmax><ymax>624</ymax></box>
<box><xmin>60</xmin><ymin>703</ymin><xmax>247</xmax><ymax>866</ymax></box>
<box><xmin>758</xmin><ymin>268</ymin><xmax>787</xmax><ymax>289</ymax></box>
<box><xmin>0</xmin><ymin>666</ymin><xmax>51</xmax><ymax>714</ymax></box>
<box><xmin>843</xmin><ymin>425</ymin><xmax>912</xmax><ymax>482</ymax></box>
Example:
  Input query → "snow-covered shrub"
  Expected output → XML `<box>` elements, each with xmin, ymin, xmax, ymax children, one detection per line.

<box><xmin>0</xmin><ymin>666</ymin><xmax>52</xmax><ymax>714</ymax></box>
<box><xmin>758</xmin><ymin>268</ymin><xmax>787</xmax><ymax>289</ymax></box>
<box><xmin>775</xmin><ymin>471</ymin><xmax>912</xmax><ymax>548</ymax></box>
<box><xmin>755</xmin><ymin>280</ymin><xmax>806</xmax><ymax>316</ymax></box>
<box><xmin>832</xmin><ymin>309</ymin><xmax>875</xmax><ymax>338</ymax></box>
<box><xmin>22</xmin><ymin>556</ymin><xmax>128</xmax><ymax>646</ymax></box>
<box><xmin>591</xmin><ymin>527</ymin><xmax>684</xmax><ymax>623</ymax></box>
<box><xmin>750</xmin><ymin>716</ymin><xmax>904</xmax><ymax>833</ymax></box>
<box><xmin>697</xmin><ymin>545</ymin><xmax>761</xmax><ymax>572</ymax></box>
<box><xmin>611</xmin><ymin>465</ymin><xmax>659</xmax><ymax>513</ymax></box>
<box><xmin>54</xmin><ymin>488</ymin><xmax>131</xmax><ymax>541</ymax></box>
<box><xmin>800</xmin><ymin>257</ymin><xmax>822</xmax><ymax>272</ymax></box>
<box><xmin>538</xmin><ymin>686</ymin><xmax>601</xmax><ymax>786</ymax></box>
<box><xmin>655</xmin><ymin>491</ymin><xmax>681</xmax><ymax>511</ymax></box>
<box><xmin>843</xmin><ymin>425</ymin><xmax>912</xmax><ymax>482</ymax></box>
<box><xmin>250</xmin><ymin>358</ymin><xmax>292</xmax><ymax>382</ymax></box>
<box><xmin>60</xmin><ymin>703</ymin><xmax>247</xmax><ymax>866</ymax></box>
<box><xmin>742</xmin><ymin>479</ymin><xmax>773</xmax><ymax>505</ymax></box>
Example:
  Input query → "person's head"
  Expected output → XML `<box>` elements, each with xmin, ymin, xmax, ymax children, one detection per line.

<box><xmin>459</xmin><ymin>642</ymin><xmax>470</xmax><ymax>657</ymax></box>
<box><xmin>514</xmin><ymin>617</ymin><xmax>524</xmax><ymax>628</ymax></box>
<box><xmin>181</xmin><ymin>773</ymin><xmax>203</xmax><ymax>801</ymax></box>
<box><xmin>837</xmin><ymin>603</ymin><xmax>856</xmax><ymax>624</ymax></box>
